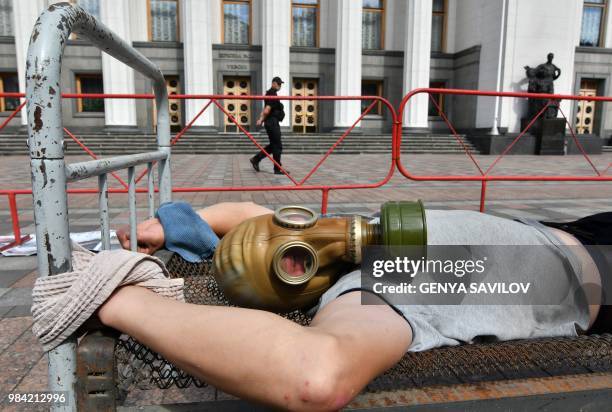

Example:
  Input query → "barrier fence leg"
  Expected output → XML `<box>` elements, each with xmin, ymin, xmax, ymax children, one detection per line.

<box><xmin>321</xmin><ymin>189</ymin><xmax>329</xmax><ymax>215</ymax></box>
<box><xmin>31</xmin><ymin>158</ymin><xmax>76</xmax><ymax>412</ymax></box>
<box><xmin>479</xmin><ymin>180</ymin><xmax>487</xmax><ymax>213</ymax></box>
<box><xmin>0</xmin><ymin>193</ymin><xmax>32</xmax><ymax>253</ymax></box>
<box><xmin>8</xmin><ymin>193</ymin><xmax>22</xmax><ymax>244</ymax></box>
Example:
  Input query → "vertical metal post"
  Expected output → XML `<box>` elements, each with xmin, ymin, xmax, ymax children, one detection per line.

<box><xmin>147</xmin><ymin>162</ymin><xmax>155</xmax><ymax>218</ymax></box>
<box><xmin>128</xmin><ymin>167</ymin><xmax>137</xmax><ymax>251</ymax></box>
<box><xmin>98</xmin><ymin>174</ymin><xmax>111</xmax><ymax>250</ymax></box>
<box><xmin>27</xmin><ymin>6</ymin><xmax>76</xmax><ymax>410</ymax></box>
<box><xmin>30</xmin><ymin>156</ymin><xmax>75</xmax><ymax>412</ymax></box>
<box><xmin>153</xmin><ymin>74</ymin><xmax>172</xmax><ymax>205</ymax></box>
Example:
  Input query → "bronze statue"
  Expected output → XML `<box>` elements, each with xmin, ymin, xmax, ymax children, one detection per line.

<box><xmin>524</xmin><ymin>53</ymin><xmax>561</xmax><ymax>119</ymax></box>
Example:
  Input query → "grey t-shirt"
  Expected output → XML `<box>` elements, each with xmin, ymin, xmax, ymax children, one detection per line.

<box><xmin>315</xmin><ymin>210</ymin><xmax>591</xmax><ymax>352</ymax></box>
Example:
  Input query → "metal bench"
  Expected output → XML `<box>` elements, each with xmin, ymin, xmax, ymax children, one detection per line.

<box><xmin>77</xmin><ymin>252</ymin><xmax>610</xmax><ymax>410</ymax></box>
<box><xmin>26</xmin><ymin>4</ymin><xmax>612</xmax><ymax>411</ymax></box>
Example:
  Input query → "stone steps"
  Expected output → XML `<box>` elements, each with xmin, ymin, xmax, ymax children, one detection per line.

<box><xmin>603</xmin><ymin>145</ymin><xmax>612</xmax><ymax>153</ymax></box>
<box><xmin>0</xmin><ymin>133</ymin><xmax>480</xmax><ymax>155</ymax></box>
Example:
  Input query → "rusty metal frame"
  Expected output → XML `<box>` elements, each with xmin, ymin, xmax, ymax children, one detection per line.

<box><xmin>26</xmin><ymin>3</ymin><xmax>172</xmax><ymax>410</ymax></box>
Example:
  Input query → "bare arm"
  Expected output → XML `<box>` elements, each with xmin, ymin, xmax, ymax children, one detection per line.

<box><xmin>196</xmin><ymin>201</ymin><xmax>273</xmax><ymax>237</ymax></box>
<box><xmin>98</xmin><ymin>287</ymin><xmax>411</xmax><ymax>410</ymax></box>
<box><xmin>256</xmin><ymin>105</ymin><xmax>272</xmax><ymax>127</ymax></box>
<box><xmin>117</xmin><ymin>202</ymin><xmax>273</xmax><ymax>253</ymax></box>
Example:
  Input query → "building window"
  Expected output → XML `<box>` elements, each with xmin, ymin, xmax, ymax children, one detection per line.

<box><xmin>0</xmin><ymin>0</ymin><xmax>13</xmax><ymax>36</ymax></box>
<box><xmin>362</xmin><ymin>0</ymin><xmax>384</xmax><ymax>50</ymax></box>
<box><xmin>428</xmin><ymin>81</ymin><xmax>446</xmax><ymax>117</ymax></box>
<box><xmin>292</xmin><ymin>0</ymin><xmax>318</xmax><ymax>47</ymax></box>
<box><xmin>0</xmin><ymin>73</ymin><xmax>19</xmax><ymax>112</ymax></box>
<box><xmin>76</xmin><ymin>74</ymin><xmax>105</xmax><ymax>113</ymax></box>
<box><xmin>431</xmin><ymin>0</ymin><xmax>446</xmax><ymax>52</ymax></box>
<box><xmin>361</xmin><ymin>80</ymin><xmax>383</xmax><ymax>115</ymax></box>
<box><xmin>580</xmin><ymin>0</ymin><xmax>607</xmax><ymax>46</ymax></box>
<box><xmin>149</xmin><ymin>0</ymin><xmax>179</xmax><ymax>42</ymax></box>
<box><xmin>223</xmin><ymin>0</ymin><xmax>251</xmax><ymax>45</ymax></box>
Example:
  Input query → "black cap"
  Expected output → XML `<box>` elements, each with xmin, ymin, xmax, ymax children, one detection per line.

<box><xmin>272</xmin><ymin>76</ymin><xmax>284</xmax><ymax>84</ymax></box>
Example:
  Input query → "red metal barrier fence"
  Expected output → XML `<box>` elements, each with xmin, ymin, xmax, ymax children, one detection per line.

<box><xmin>0</xmin><ymin>92</ymin><xmax>397</xmax><ymax>251</ymax></box>
<box><xmin>397</xmin><ymin>88</ymin><xmax>612</xmax><ymax>211</ymax></box>
<box><xmin>1</xmin><ymin>89</ymin><xmax>611</xmax><ymax>251</ymax></box>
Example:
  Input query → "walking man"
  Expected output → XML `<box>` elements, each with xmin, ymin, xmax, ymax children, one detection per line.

<box><xmin>250</xmin><ymin>76</ymin><xmax>287</xmax><ymax>175</ymax></box>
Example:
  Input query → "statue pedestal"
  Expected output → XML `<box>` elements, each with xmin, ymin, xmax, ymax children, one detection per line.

<box><xmin>520</xmin><ymin>118</ymin><xmax>566</xmax><ymax>155</ymax></box>
<box><xmin>566</xmin><ymin>134</ymin><xmax>603</xmax><ymax>154</ymax></box>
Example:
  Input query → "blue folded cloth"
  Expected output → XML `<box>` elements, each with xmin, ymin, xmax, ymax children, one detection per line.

<box><xmin>156</xmin><ymin>202</ymin><xmax>219</xmax><ymax>263</ymax></box>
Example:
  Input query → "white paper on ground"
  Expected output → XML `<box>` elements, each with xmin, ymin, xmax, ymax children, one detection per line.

<box><xmin>0</xmin><ymin>231</ymin><xmax>119</xmax><ymax>256</ymax></box>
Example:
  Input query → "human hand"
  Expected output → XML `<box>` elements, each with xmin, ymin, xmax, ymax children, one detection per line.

<box><xmin>117</xmin><ymin>218</ymin><xmax>165</xmax><ymax>254</ymax></box>
<box><xmin>256</xmin><ymin>118</ymin><xmax>263</xmax><ymax>127</ymax></box>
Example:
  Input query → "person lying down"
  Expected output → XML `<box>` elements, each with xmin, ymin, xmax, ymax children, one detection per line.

<box><xmin>34</xmin><ymin>201</ymin><xmax>611</xmax><ymax>411</ymax></box>
<box><xmin>107</xmin><ymin>201</ymin><xmax>612</xmax><ymax>410</ymax></box>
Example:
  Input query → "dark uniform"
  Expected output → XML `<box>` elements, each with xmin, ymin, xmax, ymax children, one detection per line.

<box><xmin>252</xmin><ymin>88</ymin><xmax>285</xmax><ymax>173</ymax></box>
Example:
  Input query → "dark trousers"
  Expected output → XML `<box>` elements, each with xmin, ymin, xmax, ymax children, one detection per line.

<box><xmin>253</xmin><ymin>117</ymin><xmax>282</xmax><ymax>172</ymax></box>
<box><xmin>542</xmin><ymin>212</ymin><xmax>612</xmax><ymax>334</ymax></box>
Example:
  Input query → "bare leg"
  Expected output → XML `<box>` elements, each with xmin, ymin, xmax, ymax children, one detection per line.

<box><xmin>98</xmin><ymin>287</ymin><xmax>411</xmax><ymax>411</ymax></box>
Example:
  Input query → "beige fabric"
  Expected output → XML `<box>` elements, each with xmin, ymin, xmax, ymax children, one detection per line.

<box><xmin>32</xmin><ymin>244</ymin><xmax>184</xmax><ymax>351</ymax></box>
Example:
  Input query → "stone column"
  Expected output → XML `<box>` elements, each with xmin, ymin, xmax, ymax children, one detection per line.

<box><xmin>11</xmin><ymin>0</ymin><xmax>45</xmax><ymax>125</ymax></box>
<box><xmin>334</xmin><ymin>0</ymin><xmax>362</xmax><ymax>129</ymax></box>
<box><xmin>129</xmin><ymin>0</ymin><xmax>149</xmax><ymax>42</ymax></box>
<box><xmin>261</xmin><ymin>0</ymin><xmax>291</xmax><ymax>128</ymax></box>
<box><xmin>402</xmin><ymin>0</ymin><xmax>432</xmax><ymax>130</ymax></box>
<box><xmin>181</xmin><ymin>0</ymin><xmax>215</xmax><ymax>128</ymax></box>
<box><xmin>100</xmin><ymin>0</ymin><xmax>137</xmax><ymax>128</ymax></box>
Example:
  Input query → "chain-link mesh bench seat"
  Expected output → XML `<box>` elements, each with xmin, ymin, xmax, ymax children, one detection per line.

<box><xmin>76</xmin><ymin>252</ymin><xmax>612</xmax><ymax>410</ymax></box>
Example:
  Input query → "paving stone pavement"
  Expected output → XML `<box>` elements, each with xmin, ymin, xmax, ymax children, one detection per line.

<box><xmin>0</xmin><ymin>153</ymin><xmax>610</xmax><ymax>408</ymax></box>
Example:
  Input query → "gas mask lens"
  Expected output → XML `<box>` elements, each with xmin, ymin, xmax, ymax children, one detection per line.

<box><xmin>273</xmin><ymin>242</ymin><xmax>319</xmax><ymax>285</ymax></box>
<box><xmin>274</xmin><ymin>205</ymin><xmax>318</xmax><ymax>229</ymax></box>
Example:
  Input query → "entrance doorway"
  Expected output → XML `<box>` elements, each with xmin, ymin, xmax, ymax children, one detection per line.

<box><xmin>153</xmin><ymin>76</ymin><xmax>182</xmax><ymax>132</ymax></box>
<box><xmin>166</xmin><ymin>76</ymin><xmax>182</xmax><ymax>132</ymax></box>
<box><xmin>576</xmin><ymin>79</ymin><xmax>600</xmax><ymax>134</ymax></box>
<box><xmin>292</xmin><ymin>78</ymin><xmax>318</xmax><ymax>133</ymax></box>
<box><xmin>223</xmin><ymin>77</ymin><xmax>251</xmax><ymax>132</ymax></box>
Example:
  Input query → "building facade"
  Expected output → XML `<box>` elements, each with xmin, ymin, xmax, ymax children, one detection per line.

<box><xmin>0</xmin><ymin>0</ymin><xmax>611</xmax><ymax>142</ymax></box>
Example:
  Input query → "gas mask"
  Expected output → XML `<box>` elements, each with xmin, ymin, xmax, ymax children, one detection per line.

<box><xmin>213</xmin><ymin>200</ymin><xmax>426</xmax><ymax>311</ymax></box>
